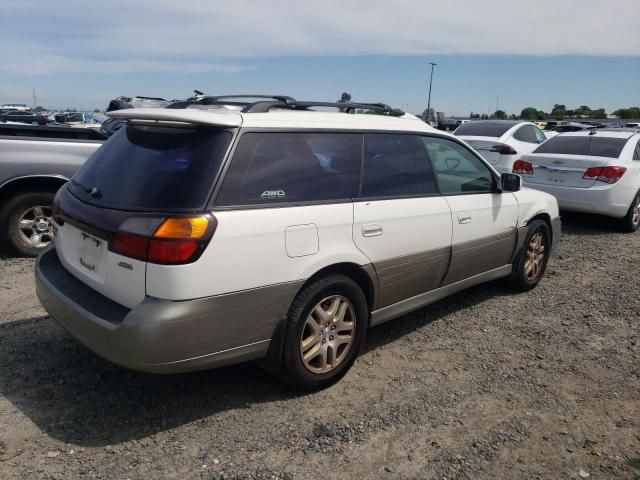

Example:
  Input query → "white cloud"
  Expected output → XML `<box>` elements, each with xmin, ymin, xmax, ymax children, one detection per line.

<box><xmin>0</xmin><ymin>0</ymin><xmax>638</xmax><ymax>76</ymax></box>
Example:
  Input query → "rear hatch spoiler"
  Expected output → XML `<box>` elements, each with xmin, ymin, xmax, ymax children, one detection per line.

<box><xmin>107</xmin><ymin>108</ymin><xmax>243</xmax><ymax>127</ymax></box>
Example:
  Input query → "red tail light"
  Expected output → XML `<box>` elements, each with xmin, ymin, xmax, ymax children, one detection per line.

<box><xmin>583</xmin><ymin>166</ymin><xmax>627</xmax><ymax>184</ymax></box>
<box><xmin>512</xmin><ymin>160</ymin><xmax>534</xmax><ymax>175</ymax></box>
<box><xmin>109</xmin><ymin>214</ymin><xmax>217</xmax><ymax>264</ymax></box>
<box><xmin>111</xmin><ymin>233</ymin><xmax>149</xmax><ymax>261</ymax></box>
<box><xmin>491</xmin><ymin>144</ymin><xmax>518</xmax><ymax>155</ymax></box>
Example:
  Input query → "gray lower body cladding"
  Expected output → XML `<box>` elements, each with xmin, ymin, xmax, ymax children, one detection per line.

<box><xmin>35</xmin><ymin>248</ymin><xmax>302</xmax><ymax>373</ymax></box>
<box><xmin>374</xmin><ymin>247</ymin><xmax>450</xmax><ymax>308</ymax></box>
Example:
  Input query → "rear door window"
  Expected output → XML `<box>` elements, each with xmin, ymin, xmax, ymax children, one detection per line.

<box><xmin>423</xmin><ymin>137</ymin><xmax>495</xmax><ymax>194</ymax></box>
<box><xmin>69</xmin><ymin>125</ymin><xmax>232</xmax><ymax>211</ymax></box>
<box><xmin>216</xmin><ymin>132</ymin><xmax>361</xmax><ymax>206</ymax></box>
<box><xmin>361</xmin><ymin>134</ymin><xmax>437</xmax><ymax>198</ymax></box>
<box><xmin>534</xmin><ymin>136</ymin><xmax>627</xmax><ymax>158</ymax></box>
<box><xmin>513</xmin><ymin>125</ymin><xmax>538</xmax><ymax>143</ymax></box>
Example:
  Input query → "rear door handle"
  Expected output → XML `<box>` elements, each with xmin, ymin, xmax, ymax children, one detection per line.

<box><xmin>361</xmin><ymin>224</ymin><xmax>383</xmax><ymax>237</ymax></box>
<box><xmin>458</xmin><ymin>214</ymin><xmax>472</xmax><ymax>224</ymax></box>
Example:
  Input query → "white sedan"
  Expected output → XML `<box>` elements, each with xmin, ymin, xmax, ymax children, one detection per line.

<box><xmin>516</xmin><ymin>130</ymin><xmax>640</xmax><ymax>232</ymax></box>
<box><xmin>454</xmin><ymin>120</ymin><xmax>548</xmax><ymax>174</ymax></box>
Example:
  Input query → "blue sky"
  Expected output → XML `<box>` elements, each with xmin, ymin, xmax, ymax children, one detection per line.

<box><xmin>1</xmin><ymin>0</ymin><xmax>639</xmax><ymax>115</ymax></box>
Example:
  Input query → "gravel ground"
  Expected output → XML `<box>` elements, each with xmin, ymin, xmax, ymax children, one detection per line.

<box><xmin>0</xmin><ymin>213</ymin><xmax>638</xmax><ymax>480</ymax></box>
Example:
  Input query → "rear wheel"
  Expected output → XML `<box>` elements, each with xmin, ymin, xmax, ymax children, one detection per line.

<box><xmin>281</xmin><ymin>275</ymin><xmax>368</xmax><ymax>391</ymax></box>
<box><xmin>0</xmin><ymin>192</ymin><xmax>55</xmax><ymax>257</ymax></box>
<box><xmin>619</xmin><ymin>192</ymin><xmax>640</xmax><ymax>233</ymax></box>
<box><xmin>508</xmin><ymin>220</ymin><xmax>551</xmax><ymax>292</ymax></box>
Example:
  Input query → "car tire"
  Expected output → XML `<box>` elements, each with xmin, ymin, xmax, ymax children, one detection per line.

<box><xmin>619</xmin><ymin>192</ymin><xmax>640</xmax><ymax>233</ymax></box>
<box><xmin>508</xmin><ymin>219</ymin><xmax>551</xmax><ymax>292</ymax></box>
<box><xmin>0</xmin><ymin>192</ymin><xmax>55</xmax><ymax>257</ymax></box>
<box><xmin>281</xmin><ymin>274</ymin><xmax>368</xmax><ymax>391</ymax></box>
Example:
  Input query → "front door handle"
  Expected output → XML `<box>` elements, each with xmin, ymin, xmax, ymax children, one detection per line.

<box><xmin>361</xmin><ymin>224</ymin><xmax>383</xmax><ymax>237</ymax></box>
<box><xmin>458</xmin><ymin>214</ymin><xmax>472</xmax><ymax>224</ymax></box>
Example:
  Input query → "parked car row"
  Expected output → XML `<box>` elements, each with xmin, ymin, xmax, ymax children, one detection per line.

<box><xmin>453</xmin><ymin>122</ymin><xmax>640</xmax><ymax>232</ymax></box>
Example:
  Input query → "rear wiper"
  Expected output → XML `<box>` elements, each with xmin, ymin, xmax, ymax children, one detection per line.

<box><xmin>71</xmin><ymin>179</ymin><xmax>102</xmax><ymax>198</ymax></box>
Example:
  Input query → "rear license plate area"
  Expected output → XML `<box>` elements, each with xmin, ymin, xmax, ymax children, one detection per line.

<box><xmin>78</xmin><ymin>233</ymin><xmax>104</xmax><ymax>273</ymax></box>
<box><xmin>546</xmin><ymin>170</ymin><xmax>566</xmax><ymax>184</ymax></box>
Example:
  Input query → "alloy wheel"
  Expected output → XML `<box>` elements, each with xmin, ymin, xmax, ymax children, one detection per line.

<box><xmin>300</xmin><ymin>295</ymin><xmax>356</xmax><ymax>374</ymax></box>
<box><xmin>17</xmin><ymin>205</ymin><xmax>54</xmax><ymax>249</ymax></box>
<box><xmin>524</xmin><ymin>232</ymin><xmax>545</xmax><ymax>281</ymax></box>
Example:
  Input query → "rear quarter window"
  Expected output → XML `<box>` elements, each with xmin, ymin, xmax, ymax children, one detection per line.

<box><xmin>216</xmin><ymin>132</ymin><xmax>361</xmax><ymax>206</ymax></box>
<box><xmin>533</xmin><ymin>136</ymin><xmax>628</xmax><ymax>158</ymax></box>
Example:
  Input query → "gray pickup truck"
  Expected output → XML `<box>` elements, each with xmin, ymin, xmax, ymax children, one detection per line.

<box><xmin>0</xmin><ymin>124</ymin><xmax>105</xmax><ymax>256</ymax></box>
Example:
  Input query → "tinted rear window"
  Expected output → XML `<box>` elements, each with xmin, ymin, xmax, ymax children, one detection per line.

<box><xmin>216</xmin><ymin>132</ymin><xmax>361</xmax><ymax>206</ymax></box>
<box><xmin>69</xmin><ymin>125</ymin><xmax>231</xmax><ymax>211</ymax></box>
<box><xmin>533</xmin><ymin>136</ymin><xmax>627</xmax><ymax>158</ymax></box>
<box><xmin>362</xmin><ymin>134</ymin><xmax>437</xmax><ymax>197</ymax></box>
<box><xmin>454</xmin><ymin>122</ymin><xmax>515</xmax><ymax>137</ymax></box>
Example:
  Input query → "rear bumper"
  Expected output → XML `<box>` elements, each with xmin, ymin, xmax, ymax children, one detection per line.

<box><xmin>522</xmin><ymin>182</ymin><xmax>630</xmax><ymax>218</ymax></box>
<box><xmin>35</xmin><ymin>248</ymin><xmax>301</xmax><ymax>373</ymax></box>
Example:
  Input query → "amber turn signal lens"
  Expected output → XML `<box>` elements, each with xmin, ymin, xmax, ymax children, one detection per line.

<box><xmin>154</xmin><ymin>216</ymin><xmax>209</xmax><ymax>239</ymax></box>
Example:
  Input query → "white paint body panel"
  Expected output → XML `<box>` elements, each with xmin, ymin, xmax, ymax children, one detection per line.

<box><xmin>146</xmin><ymin>204</ymin><xmax>370</xmax><ymax>300</ymax></box>
<box><xmin>54</xmin><ymin>222</ymin><xmax>146</xmax><ymax>309</ymax></box>
<box><xmin>352</xmin><ymin>197</ymin><xmax>453</xmax><ymax>260</ymax></box>
<box><xmin>444</xmin><ymin>193</ymin><xmax>519</xmax><ymax>244</ymax></box>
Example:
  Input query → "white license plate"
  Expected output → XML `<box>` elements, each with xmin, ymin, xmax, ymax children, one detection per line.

<box><xmin>546</xmin><ymin>171</ymin><xmax>566</xmax><ymax>184</ymax></box>
<box><xmin>78</xmin><ymin>233</ymin><xmax>104</xmax><ymax>273</ymax></box>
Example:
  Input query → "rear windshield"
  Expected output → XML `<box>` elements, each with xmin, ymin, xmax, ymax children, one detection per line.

<box><xmin>454</xmin><ymin>122</ymin><xmax>514</xmax><ymax>137</ymax></box>
<box><xmin>69</xmin><ymin>125</ymin><xmax>232</xmax><ymax>211</ymax></box>
<box><xmin>533</xmin><ymin>136</ymin><xmax>627</xmax><ymax>158</ymax></box>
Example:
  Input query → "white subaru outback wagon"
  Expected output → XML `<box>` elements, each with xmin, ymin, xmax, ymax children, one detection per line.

<box><xmin>35</xmin><ymin>96</ymin><xmax>561</xmax><ymax>390</ymax></box>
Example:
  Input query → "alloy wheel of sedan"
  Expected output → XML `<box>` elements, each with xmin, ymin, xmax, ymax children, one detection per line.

<box><xmin>300</xmin><ymin>295</ymin><xmax>356</xmax><ymax>374</ymax></box>
<box><xmin>524</xmin><ymin>232</ymin><xmax>545</xmax><ymax>281</ymax></box>
<box><xmin>17</xmin><ymin>205</ymin><xmax>54</xmax><ymax>249</ymax></box>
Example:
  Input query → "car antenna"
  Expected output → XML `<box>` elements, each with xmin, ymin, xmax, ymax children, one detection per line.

<box><xmin>193</xmin><ymin>90</ymin><xmax>205</xmax><ymax>96</ymax></box>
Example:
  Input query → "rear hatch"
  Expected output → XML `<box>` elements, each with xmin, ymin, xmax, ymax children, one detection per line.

<box><xmin>54</xmin><ymin>124</ymin><xmax>233</xmax><ymax>308</ymax></box>
<box><xmin>519</xmin><ymin>134</ymin><xmax>628</xmax><ymax>188</ymax></box>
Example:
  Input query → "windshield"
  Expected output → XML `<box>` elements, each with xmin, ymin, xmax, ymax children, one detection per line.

<box><xmin>69</xmin><ymin>125</ymin><xmax>232</xmax><ymax>211</ymax></box>
<box><xmin>533</xmin><ymin>136</ymin><xmax>627</xmax><ymax>158</ymax></box>
<box><xmin>454</xmin><ymin>122</ymin><xmax>515</xmax><ymax>138</ymax></box>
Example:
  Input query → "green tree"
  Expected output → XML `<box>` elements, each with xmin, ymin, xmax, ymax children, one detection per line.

<box><xmin>93</xmin><ymin>108</ymin><xmax>101</xmax><ymax>113</ymax></box>
<box><xmin>493</xmin><ymin>110</ymin><xmax>507</xmax><ymax>119</ymax></box>
<box><xmin>550</xmin><ymin>104</ymin><xmax>567</xmax><ymax>119</ymax></box>
<box><xmin>612</xmin><ymin>107</ymin><xmax>640</xmax><ymax>119</ymax></box>
<box><xmin>520</xmin><ymin>107</ymin><xmax>538</xmax><ymax>120</ymax></box>
<box><xmin>575</xmin><ymin>105</ymin><xmax>592</xmax><ymax>117</ymax></box>
<box><xmin>591</xmin><ymin>108</ymin><xmax>607</xmax><ymax>119</ymax></box>
<box><xmin>338</xmin><ymin>92</ymin><xmax>352</xmax><ymax>103</ymax></box>
<box><xmin>34</xmin><ymin>106</ymin><xmax>45</xmax><ymax>112</ymax></box>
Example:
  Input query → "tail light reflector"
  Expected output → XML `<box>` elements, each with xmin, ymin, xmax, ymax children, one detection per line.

<box><xmin>583</xmin><ymin>166</ymin><xmax>627</xmax><ymax>184</ymax></box>
<box><xmin>491</xmin><ymin>144</ymin><xmax>518</xmax><ymax>155</ymax></box>
<box><xmin>109</xmin><ymin>215</ymin><xmax>216</xmax><ymax>264</ymax></box>
<box><xmin>512</xmin><ymin>160</ymin><xmax>534</xmax><ymax>175</ymax></box>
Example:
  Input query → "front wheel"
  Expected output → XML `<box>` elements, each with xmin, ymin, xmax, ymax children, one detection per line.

<box><xmin>508</xmin><ymin>220</ymin><xmax>551</xmax><ymax>292</ymax></box>
<box><xmin>619</xmin><ymin>192</ymin><xmax>640</xmax><ymax>233</ymax></box>
<box><xmin>0</xmin><ymin>192</ymin><xmax>55</xmax><ymax>256</ymax></box>
<box><xmin>281</xmin><ymin>275</ymin><xmax>368</xmax><ymax>391</ymax></box>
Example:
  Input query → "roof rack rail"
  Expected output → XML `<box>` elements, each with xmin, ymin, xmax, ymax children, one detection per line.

<box><xmin>241</xmin><ymin>100</ymin><xmax>405</xmax><ymax>116</ymax></box>
<box><xmin>165</xmin><ymin>94</ymin><xmax>405</xmax><ymax>116</ymax></box>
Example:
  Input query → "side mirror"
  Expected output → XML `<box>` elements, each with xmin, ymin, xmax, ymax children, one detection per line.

<box><xmin>500</xmin><ymin>173</ymin><xmax>521</xmax><ymax>192</ymax></box>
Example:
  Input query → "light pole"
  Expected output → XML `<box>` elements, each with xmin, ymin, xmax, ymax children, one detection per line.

<box><xmin>426</xmin><ymin>62</ymin><xmax>437</xmax><ymax>124</ymax></box>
